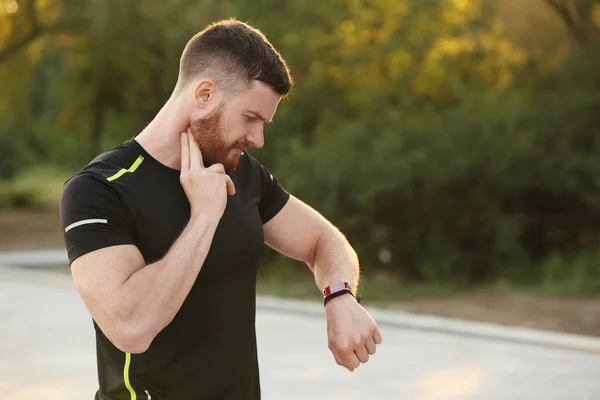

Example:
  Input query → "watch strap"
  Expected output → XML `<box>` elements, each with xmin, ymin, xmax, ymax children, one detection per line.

<box><xmin>323</xmin><ymin>282</ymin><xmax>361</xmax><ymax>307</ymax></box>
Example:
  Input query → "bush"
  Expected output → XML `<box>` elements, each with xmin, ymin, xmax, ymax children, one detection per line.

<box><xmin>541</xmin><ymin>251</ymin><xmax>600</xmax><ymax>295</ymax></box>
<box><xmin>272</xmin><ymin>44</ymin><xmax>600</xmax><ymax>288</ymax></box>
<box><xmin>0</xmin><ymin>165</ymin><xmax>69</xmax><ymax>211</ymax></box>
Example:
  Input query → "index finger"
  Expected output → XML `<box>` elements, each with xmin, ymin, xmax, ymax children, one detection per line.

<box><xmin>187</xmin><ymin>129</ymin><xmax>205</xmax><ymax>169</ymax></box>
<box><xmin>180</xmin><ymin>132</ymin><xmax>190</xmax><ymax>172</ymax></box>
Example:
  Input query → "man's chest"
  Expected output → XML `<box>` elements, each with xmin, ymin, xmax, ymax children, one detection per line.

<box><xmin>125</xmin><ymin>173</ymin><xmax>265</xmax><ymax>273</ymax></box>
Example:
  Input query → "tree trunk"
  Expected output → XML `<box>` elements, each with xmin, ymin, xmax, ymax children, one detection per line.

<box><xmin>543</xmin><ymin>0</ymin><xmax>592</xmax><ymax>45</ymax></box>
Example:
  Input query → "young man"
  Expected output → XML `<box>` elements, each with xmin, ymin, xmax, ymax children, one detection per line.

<box><xmin>60</xmin><ymin>18</ymin><xmax>382</xmax><ymax>399</ymax></box>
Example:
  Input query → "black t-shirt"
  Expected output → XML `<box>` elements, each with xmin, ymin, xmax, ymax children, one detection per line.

<box><xmin>60</xmin><ymin>138</ymin><xmax>290</xmax><ymax>400</ymax></box>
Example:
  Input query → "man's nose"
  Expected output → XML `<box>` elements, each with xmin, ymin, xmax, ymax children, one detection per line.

<box><xmin>247</xmin><ymin>127</ymin><xmax>264</xmax><ymax>149</ymax></box>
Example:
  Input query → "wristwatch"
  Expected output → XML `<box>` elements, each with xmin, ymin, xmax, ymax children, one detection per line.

<box><xmin>323</xmin><ymin>282</ymin><xmax>361</xmax><ymax>307</ymax></box>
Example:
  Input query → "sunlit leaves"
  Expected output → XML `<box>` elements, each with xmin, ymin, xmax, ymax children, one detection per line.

<box><xmin>592</xmin><ymin>3</ymin><xmax>600</xmax><ymax>27</ymax></box>
<box><xmin>0</xmin><ymin>0</ymin><xmax>19</xmax><ymax>14</ymax></box>
<box><xmin>314</xmin><ymin>0</ymin><xmax>527</xmax><ymax>111</ymax></box>
<box><xmin>441</xmin><ymin>0</ymin><xmax>481</xmax><ymax>26</ymax></box>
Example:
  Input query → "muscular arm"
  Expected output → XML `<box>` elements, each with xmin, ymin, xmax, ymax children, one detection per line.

<box><xmin>69</xmin><ymin>132</ymin><xmax>234</xmax><ymax>354</ymax></box>
<box><xmin>264</xmin><ymin>195</ymin><xmax>382</xmax><ymax>372</ymax></box>
<box><xmin>72</xmin><ymin>214</ymin><xmax>219</xmax><ymax>354</ymax></box>
<box><xmin>263</xmin><ymin>195</ymin><xmax>359</xmax><ymax>292</ymax></box>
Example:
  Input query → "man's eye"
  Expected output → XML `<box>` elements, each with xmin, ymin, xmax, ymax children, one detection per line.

<box><xmin>244</xmin><ymin>115</ymin><xmax>256</xmax><ymax>122</ymax></box>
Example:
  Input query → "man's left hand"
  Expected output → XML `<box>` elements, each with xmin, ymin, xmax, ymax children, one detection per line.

<box><xmin>325</xmin><ymin>293</ymin><xmax>383</xmax><ymax>371</ymax></box>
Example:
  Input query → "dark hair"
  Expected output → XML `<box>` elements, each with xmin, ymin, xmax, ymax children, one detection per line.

<box><xmin>177</xmin><ymin>18</ymin><xmax>293</xmax><ymax>97</ymax></box>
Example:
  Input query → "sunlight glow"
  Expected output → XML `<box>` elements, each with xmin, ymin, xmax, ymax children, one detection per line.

<box><xmin>419</xmin><ymin>366</ymin><xmax>486</xmax><ymax>399</ymax></box>
<box><xmin>4</xmin><ymin>0</ymin><xmax>19</xmax><ymax>14</ymax></box>
<box><xmin>593</xmin><ymin>4</ymin><xmax>600</xmax><ymax>28</ymax></box>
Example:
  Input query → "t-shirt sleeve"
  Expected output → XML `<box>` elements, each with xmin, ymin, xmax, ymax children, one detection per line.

<box><xmin>60</xmin><ymin>173</ymin><xmax>136</xmax><ymax>265</ymax></box>
<box><xmin>246</xmin><ymin>154</ymin><xmax>290</xmax><ymax>224</ymax></box>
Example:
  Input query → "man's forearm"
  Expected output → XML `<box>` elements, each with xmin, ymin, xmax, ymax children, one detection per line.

<box><xmin>311</xmin><ymin>226</ymin><xmax>360</xmax><ymax>292</ymax></box>
<box><xmin>118</xmin><ymin>214</ymin><xmax>219</xmax><ymax>345</ymax></box>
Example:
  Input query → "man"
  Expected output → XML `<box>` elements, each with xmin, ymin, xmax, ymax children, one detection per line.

<box><xmin>60</xmin><ymin>18</ymin><xmax>382</xmax><ymax>399</ymax></box>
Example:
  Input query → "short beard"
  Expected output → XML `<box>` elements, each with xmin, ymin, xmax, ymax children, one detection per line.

<box><xmin>189</xmin><ymin>102</ymin><xmax>241</xmax><ymax>173</ymax></box>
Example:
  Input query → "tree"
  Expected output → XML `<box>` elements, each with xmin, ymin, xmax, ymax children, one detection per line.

<box><xmin>544</xmin><ymin>0</ymin><xmax>600</xmax><ymax>44</ymax></box>
<box><xmin>0</xmin><ymin>0</ymin><xmax>85</xmax><ymax>64</ymax></box>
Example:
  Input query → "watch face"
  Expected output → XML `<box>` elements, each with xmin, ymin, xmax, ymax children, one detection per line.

<box><xmin>330</xmin><ymin>283</ymin><xmax>344</xmax><ymax>293</ymax></box>
<box><xmin>324</xmin><ymin>282</ymin><xmax>351</xmax><ymax>296</ymax></box>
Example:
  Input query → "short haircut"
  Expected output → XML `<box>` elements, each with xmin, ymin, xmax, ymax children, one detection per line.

<box><xmin>176</xmin><ymin>18</ymin><xmax>293</xmax><ymax>97</ymax></box>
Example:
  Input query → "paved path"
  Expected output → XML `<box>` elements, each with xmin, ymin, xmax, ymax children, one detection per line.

<box><xmin>1</xmin><ymin>263</ymin><xmax>600</xmax><ymax>400</ymax></box>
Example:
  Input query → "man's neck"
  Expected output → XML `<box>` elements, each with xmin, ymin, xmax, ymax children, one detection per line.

<box><xmin>135</xmin><ymin>95</ymin><xmax>189</xmax><ymax>171</ymax></box>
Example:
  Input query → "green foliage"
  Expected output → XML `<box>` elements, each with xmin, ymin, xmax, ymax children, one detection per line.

<box><xmin>1</xmin><ymin>0</ymin><xmax>600</xmax><ymax>292</ymax></box>
<box><xmin>0</xmin><ymin>164</ymin><xmax>68</xmax><ymax>210</ymax></box>
<box><xmin>540</xmin><ymin>250</ymin><xmax>600</xmax><ymax>295</ymax></box>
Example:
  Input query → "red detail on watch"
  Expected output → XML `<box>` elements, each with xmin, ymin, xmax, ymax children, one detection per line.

<box><xmin>323</xmin><ymin>282</ymin><xmax>352</xmax><ymax>297</ymax></box>
<box><xmin>322</xmin><ymin>282</ymin><xmax>360</xmax><ymax>307</ymax></box>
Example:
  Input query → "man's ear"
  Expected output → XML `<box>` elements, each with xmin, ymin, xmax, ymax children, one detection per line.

<box><xmin>193</xmin><ymin>79</ymin><xmax>215</xmax><ymax>109</ymax></box>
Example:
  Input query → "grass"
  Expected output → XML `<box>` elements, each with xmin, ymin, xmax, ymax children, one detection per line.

<box><xmin>255</xmin><ymin>256</ymin><xmax>600</xmax><ymax>310</ymax></box>
<box><xmin>0</xmin><ymin>164</ymin><xmax>69</xmax><ymax>211</ymax></box>
<box><xmin>256</xmin><ymin>258</ymin><xmax>465</xmax><ymax>306</ymax></box>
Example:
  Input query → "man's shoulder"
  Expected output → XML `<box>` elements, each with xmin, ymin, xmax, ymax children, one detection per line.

<box><xmin>233</xmin><ymin>151</ymin><xmax>273</xmax><ymax>188</ymax></box>
<box><xmin>62</xmin><ymin>139</ymin><xmax>142</xmax><ymax>198</ymax></box>
<box><xmin>239</xmin><ymin>151</ymin><xmax>259</xmax><ymax>166</ymax></box>
<box><xmin>237</xmin><ymin>151</ymin><xmax>272</xmax><ymax>175</ymax></box>
<box><xmin>64</xmin><ymin>139</ymin><xmax>141</xmax><ymax>187</ymax></box>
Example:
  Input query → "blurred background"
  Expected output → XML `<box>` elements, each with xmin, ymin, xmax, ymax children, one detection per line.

<box><xmin>1</xmin><ymin>0</ymin><xmax>600</xmax><ymax>337</ymax></box>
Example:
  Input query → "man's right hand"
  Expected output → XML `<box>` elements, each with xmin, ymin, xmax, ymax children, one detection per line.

<box><xmin>180</xmin><ymin>131</ymin><xmax>235</xmax><ymax>219</ymax></box>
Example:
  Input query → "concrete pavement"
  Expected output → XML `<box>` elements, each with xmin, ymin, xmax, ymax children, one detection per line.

<box><xmin>1</xmin><ymin>254</ymin><xmax>600</xmax><ymax>399</ymax></box>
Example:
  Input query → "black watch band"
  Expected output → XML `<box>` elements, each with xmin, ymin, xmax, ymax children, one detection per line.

<box><xmin>323</xmin><ymin>282</ymin><xmax>361</xmax><ymax>307</ymax></box>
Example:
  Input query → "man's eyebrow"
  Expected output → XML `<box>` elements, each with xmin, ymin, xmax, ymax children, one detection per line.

<box><xmin>247</xmin><ymin>110</ymin><xmax>272</xmax><ymax>123</ymax></box>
